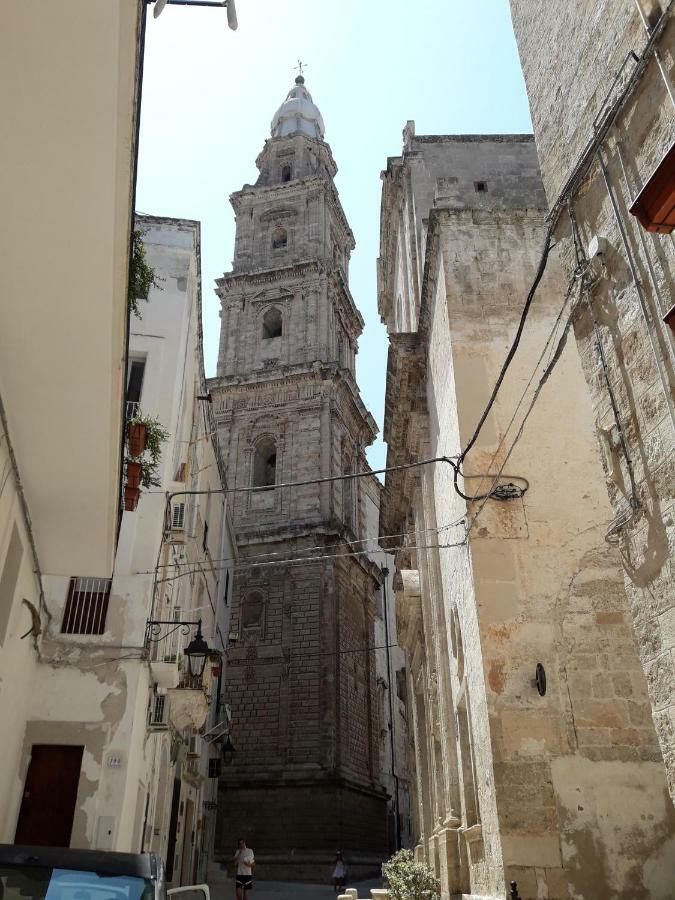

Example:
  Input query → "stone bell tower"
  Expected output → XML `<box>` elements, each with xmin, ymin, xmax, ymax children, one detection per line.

<box><xmin>209</xmin><ymin>76</ymin><xmax>388</xmax><ymax>878</ymax></box>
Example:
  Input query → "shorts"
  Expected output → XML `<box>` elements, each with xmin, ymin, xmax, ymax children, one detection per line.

<box><xmin>236</xmin><ymin>876</ymin><xmax>253</xmax><ymax>891</ymax></box>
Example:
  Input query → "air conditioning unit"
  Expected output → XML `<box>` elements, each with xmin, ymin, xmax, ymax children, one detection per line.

<box><xmin>167</xmin><ymin>502</ymin><xmax>186</xmax><ymax>543</ymax></box>
<box><xmin>149</xmin><ymin>694</ymin><xmax>169</xmax><ymax>729</ymax></box>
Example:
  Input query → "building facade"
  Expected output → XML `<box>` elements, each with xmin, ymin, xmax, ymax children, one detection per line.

<box><xmin>0</xmin><ymin>0</ymin><xmax>136</xmax><ymax>855</ymax></box>
<box><xmin>1</xmin><ymin>216</ymin><xmax>235</xmax><ymax>885</ymax></box>
<box><xmin>509</xmin><ymin>0</ymin><xmax>675</xmax><ymax>806</ymax></box>
<box><xmin>378</xmin><ymin>126</ymin><xmax>675</xmax><ymax>899</ymax></box>
<box><xmin>209</xmin><ymin>78</ymin><xmax>389</xmax><ymax>879</ymax></box>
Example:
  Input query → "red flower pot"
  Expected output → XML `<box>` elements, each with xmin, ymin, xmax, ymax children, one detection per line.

<box><xmin>128</xmin><ymin>422</ymin><xmax>148</xmax><ymax>457</ymax></box>
<box><xmin>124</xmin><ymin>485</ymin><xmax>140</xmax><ymax>511</ymax></box>
<box><xmin>126</xmin><ymin>460</ymin><xmax>143</xmax><ymax>489</ymax></box>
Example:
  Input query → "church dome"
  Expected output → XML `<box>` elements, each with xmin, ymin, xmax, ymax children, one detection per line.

<box><xmin>270</xmin><ymin>76</ymin><xmax>325</xmax><ymax>141</ymax></box>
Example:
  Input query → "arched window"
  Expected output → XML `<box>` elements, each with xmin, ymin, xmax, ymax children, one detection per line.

<box><xmin>262</xmin><ymin>307</ymin><xmax>283</xmax><ymax>339</ymax></box>
<box><xmin>241</xmin><ymin>590</ymin><xmax>264</xmax><ymax>630</ymax></box>
<box><xmin>253</xmin><ymin>436</ymin><xmax>277</xmax><ymax>488</ymax></box>
<box><xmin>272</xmin><ymin>226</ymin><xmax>287</xmax><ymax>249</ymax></box>
<box><xmin>281</xmin><ymin>165</ymin><xmax>292</xmax><ymax>183</ymax></box>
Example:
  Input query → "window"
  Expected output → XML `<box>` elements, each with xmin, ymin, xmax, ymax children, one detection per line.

<box><xmin>281</xmin><ymin>165</ymin><xmax>292</xmax><ymax>183</ymax></box>
<box><xmin>253</xmin><ymin>437</ymin><xmax>277</xmax><ymax>488</ymax></box>
<box><xmin>61</xmin><ymin>577</ymin><xmax>112</xmax><ymax>635</ymax></box>
<box><xmin>126</xmin><ymin>358</ymin><xmax>145</xmax><ymax>419</ymax></box>
<box><xmin>474</xmin><ymin>181</ymin><xmax>487</xmax><ymax>193</ymax></box>
<box><xmin>262</xmin><ymin>307</ymin><xmax>283</xmax><ymax>339</ymax></box>
<box><xmin>208</xmin><ymin>758</ymin><xmax>222</xmax><ymax>778</ymax></box>
<box><xmin>224</xmin><ymin>569</ymin><xmax>230</xmax><ymax>605</ymax></box>
<box><xmin>272</xmin><ymin>226</ymin><xmax>287</xmax><ymax>249</ymax></box>
<box><xmin>241</xmin><ymin>591</ymin><xmax>264</xmax><ymax>629</ymax></box>
<box><xmin>202</xmin><ymin>520</ymin><xmax>209</xmax><ymax>553</ymax></box>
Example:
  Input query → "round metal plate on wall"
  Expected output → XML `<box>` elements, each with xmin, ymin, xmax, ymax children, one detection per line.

<box><xmin>535</xmin><ymin>663</ymin><xmax>547</xmax><ymax>696</ymax></box>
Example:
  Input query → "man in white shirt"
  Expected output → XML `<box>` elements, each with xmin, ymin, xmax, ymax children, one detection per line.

<box><xmin>234</xmin><ymin>837</ymin><xmax>255</xmax><ymax>900</ymax></box>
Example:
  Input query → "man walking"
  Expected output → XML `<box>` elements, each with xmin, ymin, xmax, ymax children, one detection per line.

<box><xmin>234</xmin><ymin>837</ymin><xmax>255</xmax><ymax>900</ymax></box>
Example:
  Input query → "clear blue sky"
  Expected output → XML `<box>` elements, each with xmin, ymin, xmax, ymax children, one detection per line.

<box><xmin>136</xmin><ymin>0</ymin><xmax>533</xmax><ymax>470</ymax></box>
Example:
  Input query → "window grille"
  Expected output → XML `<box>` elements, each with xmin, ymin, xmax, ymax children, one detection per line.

<box><xmin>208</xmin><ymin>758</ymin><xmax>222</xmax><ymax>778</ymax></box>
<box><xmin>61</xmin><ymin>577</ymin><xmax>112</xmax><ymax>635</ymax></box>
<box><xmin>150</xmin><ymin>694</ymin><xmax>168</xmax><ymax>727</ymax></box>
<box><xmin>171</xmin><ymin>502</ymin><xmax>186</xmax><ymax>530</ymax></box>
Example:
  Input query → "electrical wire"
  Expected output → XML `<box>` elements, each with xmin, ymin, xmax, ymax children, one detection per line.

<box><xmin>467</xmin><ymin>277</ymin><xmax>585</xmax><ymax>537</ymax></box>
<box><xmin>463</xmin><ymin>260</ymin><xmax>581</xmax><ymax>511</ymax></box>
<box><xmin>148</xmin><ymin>515</ymin><xmax>468</xmax><ymax>573</ymax></box>
<box><xmin>154</xmin><ymin>537</ymin><xmax>469</xmax><ymax>586</ymax></box>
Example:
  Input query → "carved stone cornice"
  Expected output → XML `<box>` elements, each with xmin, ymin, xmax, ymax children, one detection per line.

<box><xmin>379</xmin><ymin>333</ymin><xmax>428</xmax><ymax>537</ymax></box>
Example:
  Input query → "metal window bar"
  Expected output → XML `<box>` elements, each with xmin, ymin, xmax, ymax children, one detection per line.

<box><xmin>162</xmin><ymin>606</ymin><xmax>182</xmax><ymax>662</ymax></box>
<box><xmin>151</xmin><ymin>694</ymin><xmax>167</xmax><ymax>725</ymax></box>
<box><xmin>61</xmin><ymin>577</ymin><xmax>112</xmax><ymax>635</ymax></box>
<box><xmin>126</xmin><ymin>400</ymin><xmax>140</xmax><ymax>421</ymax></box>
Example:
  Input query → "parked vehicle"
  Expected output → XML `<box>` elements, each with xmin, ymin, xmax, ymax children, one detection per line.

<box><xmin>0</xmin><ymin>845</ymin><xmax>209</xmax><ymax>900</ymax></box>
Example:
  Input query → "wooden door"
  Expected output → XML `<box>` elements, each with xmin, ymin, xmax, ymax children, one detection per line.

<box><xmin>166</xmin><ymin>779</ymin><xmax>182</xmax><ymax>881</ymax></box>
<box><xmin>180</xmin><ymin>799</ymin><xmax>194</xmax><ymax>886</ymax></box>
<box><xmin>15</xmin><ymin>745</ymin><xmax>83</xmax><ymax>847</ymax></box>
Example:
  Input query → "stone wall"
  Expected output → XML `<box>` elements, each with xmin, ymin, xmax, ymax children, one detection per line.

<box><xmin>379</xmin><ymin>130</ymin><xmax>675</xmax><ymax>898</ymax></box>
<box><xmin>509</xmin><ymin>0</ymin><xmax>675</xmax><ymax>801</ymax></box>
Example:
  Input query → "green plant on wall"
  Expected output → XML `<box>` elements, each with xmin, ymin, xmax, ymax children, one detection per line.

<box><xmin>128</xmin><ymin>226</ymin><xmax>161</xmax><ymax>319</ymax></box>
<box><xmin>127</xmin><ymin>412</ymin><xmax>169</xmax><ymax>488</ymax></box>
<box><xmin>382</xmin><ymin>850</ymin><xmax>440</xmax><ymax>900</ymax></box>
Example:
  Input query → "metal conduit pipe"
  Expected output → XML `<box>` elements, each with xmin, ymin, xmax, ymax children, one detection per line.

<box><xmin>0</xmin><ymin>392</ymin><xmax>51</xmax><ymax>626</ymax></box>
<box><xmin>596</xmin><ymin>147</ymin><xmax>675</xmax><ymax>431</ymax></box>
<box><xmin>615</xmin><ymin>140</ymin><xmax>675</xmax><ymax>365</ymax></box>
<box><xmin>634</xmin><ymin>0</ymin><xmax>675</xmax><ymax>109</ymax></box>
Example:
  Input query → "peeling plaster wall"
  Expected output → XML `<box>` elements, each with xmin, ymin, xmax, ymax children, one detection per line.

<box><xmin>380</xmin><ymin>132</ymin><xmax>675</xmax><ymax>899</ymax></box>
<box><xmin>509</xmin><ymin>0</ymin><xmax>675</xmax><ymax>804</ymax></box>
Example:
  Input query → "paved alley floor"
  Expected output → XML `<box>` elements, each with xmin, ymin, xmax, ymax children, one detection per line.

<box><xmin>210</xmin><ymin>879</ymin><xmax>383</xmax><ymax>900</ymax></box>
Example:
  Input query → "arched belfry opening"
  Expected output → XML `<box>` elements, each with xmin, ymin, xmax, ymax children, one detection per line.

<box><xmin>272</xmin><ymin>225</ymin><xmax>287</xmax><ymax>249</ymax></box>
<box><xmin>252</xmin><ymin>436</ymin><xmax>277</xmax><ymax>488</ymax></box>
<box><xmin>262</xmin><ymin>307</ymin><xmax>283</xmax><ymax>339</ymax></box>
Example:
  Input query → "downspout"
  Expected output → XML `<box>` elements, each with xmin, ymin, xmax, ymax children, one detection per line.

<box><xmin>596</xmin><ymin>147</ymin><xmax>675</xmax><ymax>431</ymax></box>
<box><xmin>0</xmin><ymin>393</ymin><xmax>50</xmax><ymax>626</ymax></box>
<box><xmin>382</xmin><ymin>567</ymin><xmax>401</xmax><ymax>850</ymax></box>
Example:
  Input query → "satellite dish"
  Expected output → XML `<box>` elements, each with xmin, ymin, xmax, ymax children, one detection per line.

<box><xmin>153</xmin><ymin>0</ymin><xmax>168</xmax><ymax>18</ymax></box>
<box><xmin>226</xmin><ymin>0</ymin><xmax>238</xmax><ymax>30</ymax></box>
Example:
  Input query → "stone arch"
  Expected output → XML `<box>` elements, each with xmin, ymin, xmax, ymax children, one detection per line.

<box><xmin>241</xmin><ymin>589</ymin><xmax>265</xmax><ymax>630</ymax></box>
<box><xmin>262</xmin><ymin>306</ymin><xmax>283</xmax><ymax>339</ymax></box>
<box><xmin>272</xmin><ymin>225</ymin><xmax>287</xmax><ymax>249</ymax></box>
<box><xmin>252</xmin><ymin>435</ymin><xmax>277</xmax><ymax>488</ymax></box>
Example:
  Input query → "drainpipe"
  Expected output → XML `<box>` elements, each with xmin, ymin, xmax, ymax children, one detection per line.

<box><xmin>633</xmin><ymin>0</ymin><xmax>675</xmax><ymax>109</ymax></box>
<box><xmin>615</xmin><ymin>140</ymin><xmax>675</xmax><ymax>366</ymax></box>
<box><xmin>382</xmin><ymin>567</ymin><xmax>401</xmax><ymax>850</ymax></box>
<box><xmin>596</xmin><ymin>147</ymin><xmax>675</xmax><ymax>431</ymax></box>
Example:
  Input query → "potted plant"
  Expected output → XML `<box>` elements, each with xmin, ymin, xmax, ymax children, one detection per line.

<box><xmin>128</xmin><ymin>420</ymin><xmax>148</xmax><ymax>457</ymax></box>
<box><xmin>124</xmin><ymin>485</ymin><xmax>140</xmax><ymax>511</ymax></box>
<box><xmin>126</xmin><ymin>460</ymin><xmax>142</xmax><ymax>489</ymax></box>
<box><xmin>123</xmin><ymin>411</ymin><xmax>169</xmax><ymax>512</ymax></box>
<box><xmin>382</xmin><ymin>849</ymin><xmax>440</xmax><ymax>900</ymax></box>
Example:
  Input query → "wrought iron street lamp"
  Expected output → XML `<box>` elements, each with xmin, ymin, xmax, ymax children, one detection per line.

<box><xmin>221</xmin><ymin>734</ymin><xmax>236</xmax><ymax>765</ymax></box>
<box><xmin>184</xmin><ymin>619</ymin><xmax>210</xmax><ymax>680</ymax></box>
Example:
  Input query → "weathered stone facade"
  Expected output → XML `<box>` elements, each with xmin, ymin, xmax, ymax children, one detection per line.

<box><xmin>509</xmin><ymin>0</ymin><xmax>675</xmax><ymax>804</ymax></box>
<box><xmin>378</xmin><ymin>128</ymin><xmax>675</xmax><ymax>898</ymax></box>
<box><xmin>209</xmin><ymin>78</ymin><xmax>388</xmax><ymax>879</ymax></box>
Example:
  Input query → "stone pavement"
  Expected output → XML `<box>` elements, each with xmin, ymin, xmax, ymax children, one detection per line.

<box><xmin>208</xmin><ymin>877</ymin><xmax>383</xmax><ymax>900</ymax></box>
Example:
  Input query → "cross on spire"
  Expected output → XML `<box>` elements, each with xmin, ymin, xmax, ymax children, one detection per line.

<box><xmin>294</xmin><ymin>60</ymin><xmax>308</xmax><ymax>78</ymax></box>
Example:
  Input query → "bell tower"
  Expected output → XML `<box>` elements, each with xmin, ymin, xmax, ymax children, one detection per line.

<box><xmin>210</xmin><ymin>77</ymin><xmax>388</xmax><ymax>878</ymax></box>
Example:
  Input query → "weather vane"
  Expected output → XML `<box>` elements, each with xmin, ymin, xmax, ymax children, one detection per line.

<box><xmin>294</xmin><ymin>60</ymin><xmax>308</xmax><ymax>78</ymax></box>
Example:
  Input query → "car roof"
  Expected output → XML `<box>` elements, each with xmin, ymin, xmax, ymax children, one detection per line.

<box><xmin>0</xmin><ymin>845</ymin><xmax>158</xmax><ymax>878</ymax></box>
